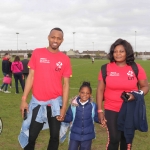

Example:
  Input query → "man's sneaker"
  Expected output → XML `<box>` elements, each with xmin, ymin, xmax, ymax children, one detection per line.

<box><xmin>0</xmin><ymin>89</ymin><xmax>3</xmax><ymax>92</ymax></box>
<box><xmin>4</xmin><ymin>91</ymin><xmax>11</xmax><ymax>93</ymax></box>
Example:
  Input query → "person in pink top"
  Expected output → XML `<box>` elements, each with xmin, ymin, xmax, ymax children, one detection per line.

<box><xmin>96</xmin><ymin>39</ymin><xmax>149</xmax><ymax>150</ymax></box>
<box><xmin>20</xmin><ymin>27</ymin><xmax>72</xmax><ymax>150</ymax></box>
<box><xmin>11</xmin><ymin>56</ymin><xmax>24</xmax><ymax>94</ymax></box>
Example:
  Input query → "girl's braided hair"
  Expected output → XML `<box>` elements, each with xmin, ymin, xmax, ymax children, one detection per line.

<box><xmin>79</xmin><ymin>81</ymin><xmax>92</xmax><ymax>93</ymax></box>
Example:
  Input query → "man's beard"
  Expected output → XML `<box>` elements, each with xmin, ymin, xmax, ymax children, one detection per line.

<box><xmin>52</xmin><ymin>47</ymin><xmax>57</xmax><ymax>50</ymax></box>
<box><xmin>50</xmin><ymin>45</ymin><xmax>59</xmax><ymax>50</ymax></box>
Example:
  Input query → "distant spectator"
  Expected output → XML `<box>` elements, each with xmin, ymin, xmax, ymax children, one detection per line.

<box><xmin>0</xmin><ymin>53</ymin><xmax>11</xmax><ymax>93</ymax></box>
<box><xmin>92</xmin><ymin>57</ymin><xmax>94</xmax><ymax>64</ymax></box>
<box><xmin>11</xmin><ymin>56</ymin><xmax>24</xmax><ymax>94</ymax></box>
<box><xmin>21</xmin><ymin>54</ymin><xmax>29</xmax><ymax>84</ymax></box>
<box><xmin>8</xmin><ymin>57</ymin><xmax>12</xmax><ymax>88</ymax></box>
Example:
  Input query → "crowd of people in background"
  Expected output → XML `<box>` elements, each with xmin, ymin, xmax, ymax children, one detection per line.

<box><xmin>0</xmin><ymin>53</ymin><xmax>29</xmax><ymax>94</ymax></box>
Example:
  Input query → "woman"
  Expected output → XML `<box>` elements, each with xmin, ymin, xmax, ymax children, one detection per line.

<box><xmin>11</xmin><ymin>56</ymin><xmax>24</xmax><ymax>93</ymax></box>
<box><xmin>96</xmin><ymin>38</ymin><xmax>149</xmax><ymax>150</ymax></box>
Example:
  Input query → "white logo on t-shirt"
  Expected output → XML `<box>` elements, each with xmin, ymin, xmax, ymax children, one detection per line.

<box><xmin>56</xmin><ymin>61</ymin><xmax>63</xmax><ymax>68</ymax></box>
<box><xmin>55</xmin><ymin>61</ymin><xmax>63</xmax><ymax>71</ymax></box>
<box><xmin>110</xmin><ymin>72</ymin><xmax>120</xmax><ymax>76</ymax></box>
<box><xmin>40</xmin><ymin>58</ymin><xmax>50</xmax><ymax>63</ymax></box>
<box><xmin>127</xmin><ymin>70</ymin><xmax>134</xmax><ymax>77</ymax></box>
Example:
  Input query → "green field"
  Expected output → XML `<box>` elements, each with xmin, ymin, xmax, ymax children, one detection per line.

<box><xmin>0</xmin><ymin>58</ymin><xmax>150</xmax><ymax>150</ymax></box>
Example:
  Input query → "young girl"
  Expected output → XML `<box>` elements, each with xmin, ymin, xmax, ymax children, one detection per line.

<box><xmin>63</xmin><ymin>81</ymin><xmax>99</xmax><ymax>150</ymax></box>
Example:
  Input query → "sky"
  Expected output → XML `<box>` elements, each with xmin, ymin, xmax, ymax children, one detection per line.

<box><xmin>0</xmin><ymin>0</ymin><xmax>150</xmax><ymax>53</ymax></box>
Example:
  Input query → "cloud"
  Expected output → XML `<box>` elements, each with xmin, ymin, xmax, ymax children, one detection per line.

<box><xmin>0</xmin><ymin>0</ymin><xmax>150</xmax><ymax>52</ymax></box>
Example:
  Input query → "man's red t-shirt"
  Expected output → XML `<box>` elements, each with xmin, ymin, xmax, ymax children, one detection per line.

<box><xmin>28</xmin><ymin>48</ymin><xmax>72</xmax><ymax>101</ymax></box>
<box><xmin>98</xmin><ymin>62</ymin><xmax>147</xmax><ymax>112</ymax></box>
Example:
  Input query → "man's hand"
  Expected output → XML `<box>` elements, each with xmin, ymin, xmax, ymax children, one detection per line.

<box><xmin>19</xmin><ymin>69</ymin><xmax>34</xmax><ymax>118</ymax></box>
<box><xmin>56</xmin><ymin>107</ymin><xmax>66</xmax><ymax>122</ymax></box>
<box><xmin>57</xmin><ymin>77</ymin><xmax>69</xmax><ymax>121</ymax></box>
<box><xmin>20</xmin><ymin>101</ymin><xmax>28</xmax><ymax>118</ymax></box>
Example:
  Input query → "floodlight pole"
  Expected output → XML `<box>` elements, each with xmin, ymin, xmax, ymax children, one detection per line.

<box><xmin>73</xmin><ymin>32</ymin><xmax>76</xmax><ymax>51</ymax></box>
<box><xmin>25</xmin><ymin>43</ymin><xmax>27</xmax><ymax>53</ymax></box>
<box><xmin>135</xmin><ymin>31</ymin><xmax>136</xmax><ymax>52</ymax></box>
<box><xmin>16</xmin><ymin>32</ymin><xmax>19</xmax><ymax>54</ymax></box>
<box><xmin>92</xmin><ymin>42</ymin><xmax>94</xmax><ymax>56</ymax></box>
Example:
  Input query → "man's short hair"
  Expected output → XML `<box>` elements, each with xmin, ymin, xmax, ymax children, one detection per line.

<box><xmin>50</xmin><ymin>27</ymin><xmax>64</xmax><ymax>36</ymax></box>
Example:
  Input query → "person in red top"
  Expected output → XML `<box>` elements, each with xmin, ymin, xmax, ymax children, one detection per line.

<box><xmin>96</xmin><ymin>38</ymin><xmax>149</xmax><ymax>150</ymax></box>
<box><xmin>0</xmin><ymin>53</ymin><xmax>11</xmax><ymax>93</ymax></box>
<box><xmin>20</xmin><ymin>27</ymin><xmax>72</xmax><ymax>150</ymax></box>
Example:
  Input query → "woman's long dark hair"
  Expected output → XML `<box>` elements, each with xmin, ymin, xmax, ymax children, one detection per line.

<box><xmin>108</xmin><ymin>38</ymin><xmax>135</xmax><ymax>65</ymax></box>
<box><xmin>14</xmin><ymin>56</ymin><xmax>20</xmax><ymax>62</ymax></box>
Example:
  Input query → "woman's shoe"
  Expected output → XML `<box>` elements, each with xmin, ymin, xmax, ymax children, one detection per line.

<box><xmin>0</xmin><ymin>89</ymin><xmax>4</xmax><ymax>92</ymax></box>
<box><xmin>4</xmin><ymin>91</ymin><xmax>11</xmax><ymax>93</ymax></box>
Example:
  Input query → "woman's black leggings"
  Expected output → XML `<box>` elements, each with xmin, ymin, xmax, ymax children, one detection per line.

<box><xmin>105</xmin><ymin>109</ymin><xmax>130</xmax><ymax>150</ymax></box>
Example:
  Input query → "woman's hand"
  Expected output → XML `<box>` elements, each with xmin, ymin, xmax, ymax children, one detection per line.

<box><xmin>126</xmin><ymin>93</ymin><xmax>135</xmax><ymax>101</ymax></box>
<box><xmin>98</xmin><ymin>112</ymin><xmax>107</xmax><ymax>128</ymax></box>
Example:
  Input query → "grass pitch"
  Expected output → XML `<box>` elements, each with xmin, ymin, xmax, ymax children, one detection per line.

<box><xmin>0</xmin><ymin>58</ymin><xmax>149</xmax><ymax>150</ymax></box>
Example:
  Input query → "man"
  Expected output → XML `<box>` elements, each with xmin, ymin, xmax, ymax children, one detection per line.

<box><xmin>19</xmin><ymin>27</ymin><xmax>72</xmax><ymax>150</ymax></box>
<box><xmin>0</xmin><ymin>53</ymin><xmax>11</xmax><ymax>93</ymax></box>
<box><xmin>21</xmin><ymin>54</ymin><xmax>29</xmax><ymax>84</ymax></box>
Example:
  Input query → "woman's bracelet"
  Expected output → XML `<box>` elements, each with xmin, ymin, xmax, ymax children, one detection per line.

<box><xmin>97</xmin><ymin>109</ymin><xmax>103</xmax><ymax>113</ymax></box>
<box><xmin>139</xmin><ymin>90</ymin><xmax>144</xmax><ymax>94</ymax></box>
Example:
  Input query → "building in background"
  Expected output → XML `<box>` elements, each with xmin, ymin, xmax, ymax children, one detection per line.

<box><xmin>1</xmin><ymin>49</ymin><xmax>150</xmax><ymax>59</ymax></box>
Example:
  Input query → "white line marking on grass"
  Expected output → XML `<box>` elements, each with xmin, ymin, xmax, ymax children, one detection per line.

<box><xmin>70</xmin><ymin>87</ymin><xmax>96</xmax><ymax>90</ymax></box>
<box><xmin>72</xmin><ymin>62</ymin><xmax>92</xmax><ymax>67</ymax></box>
